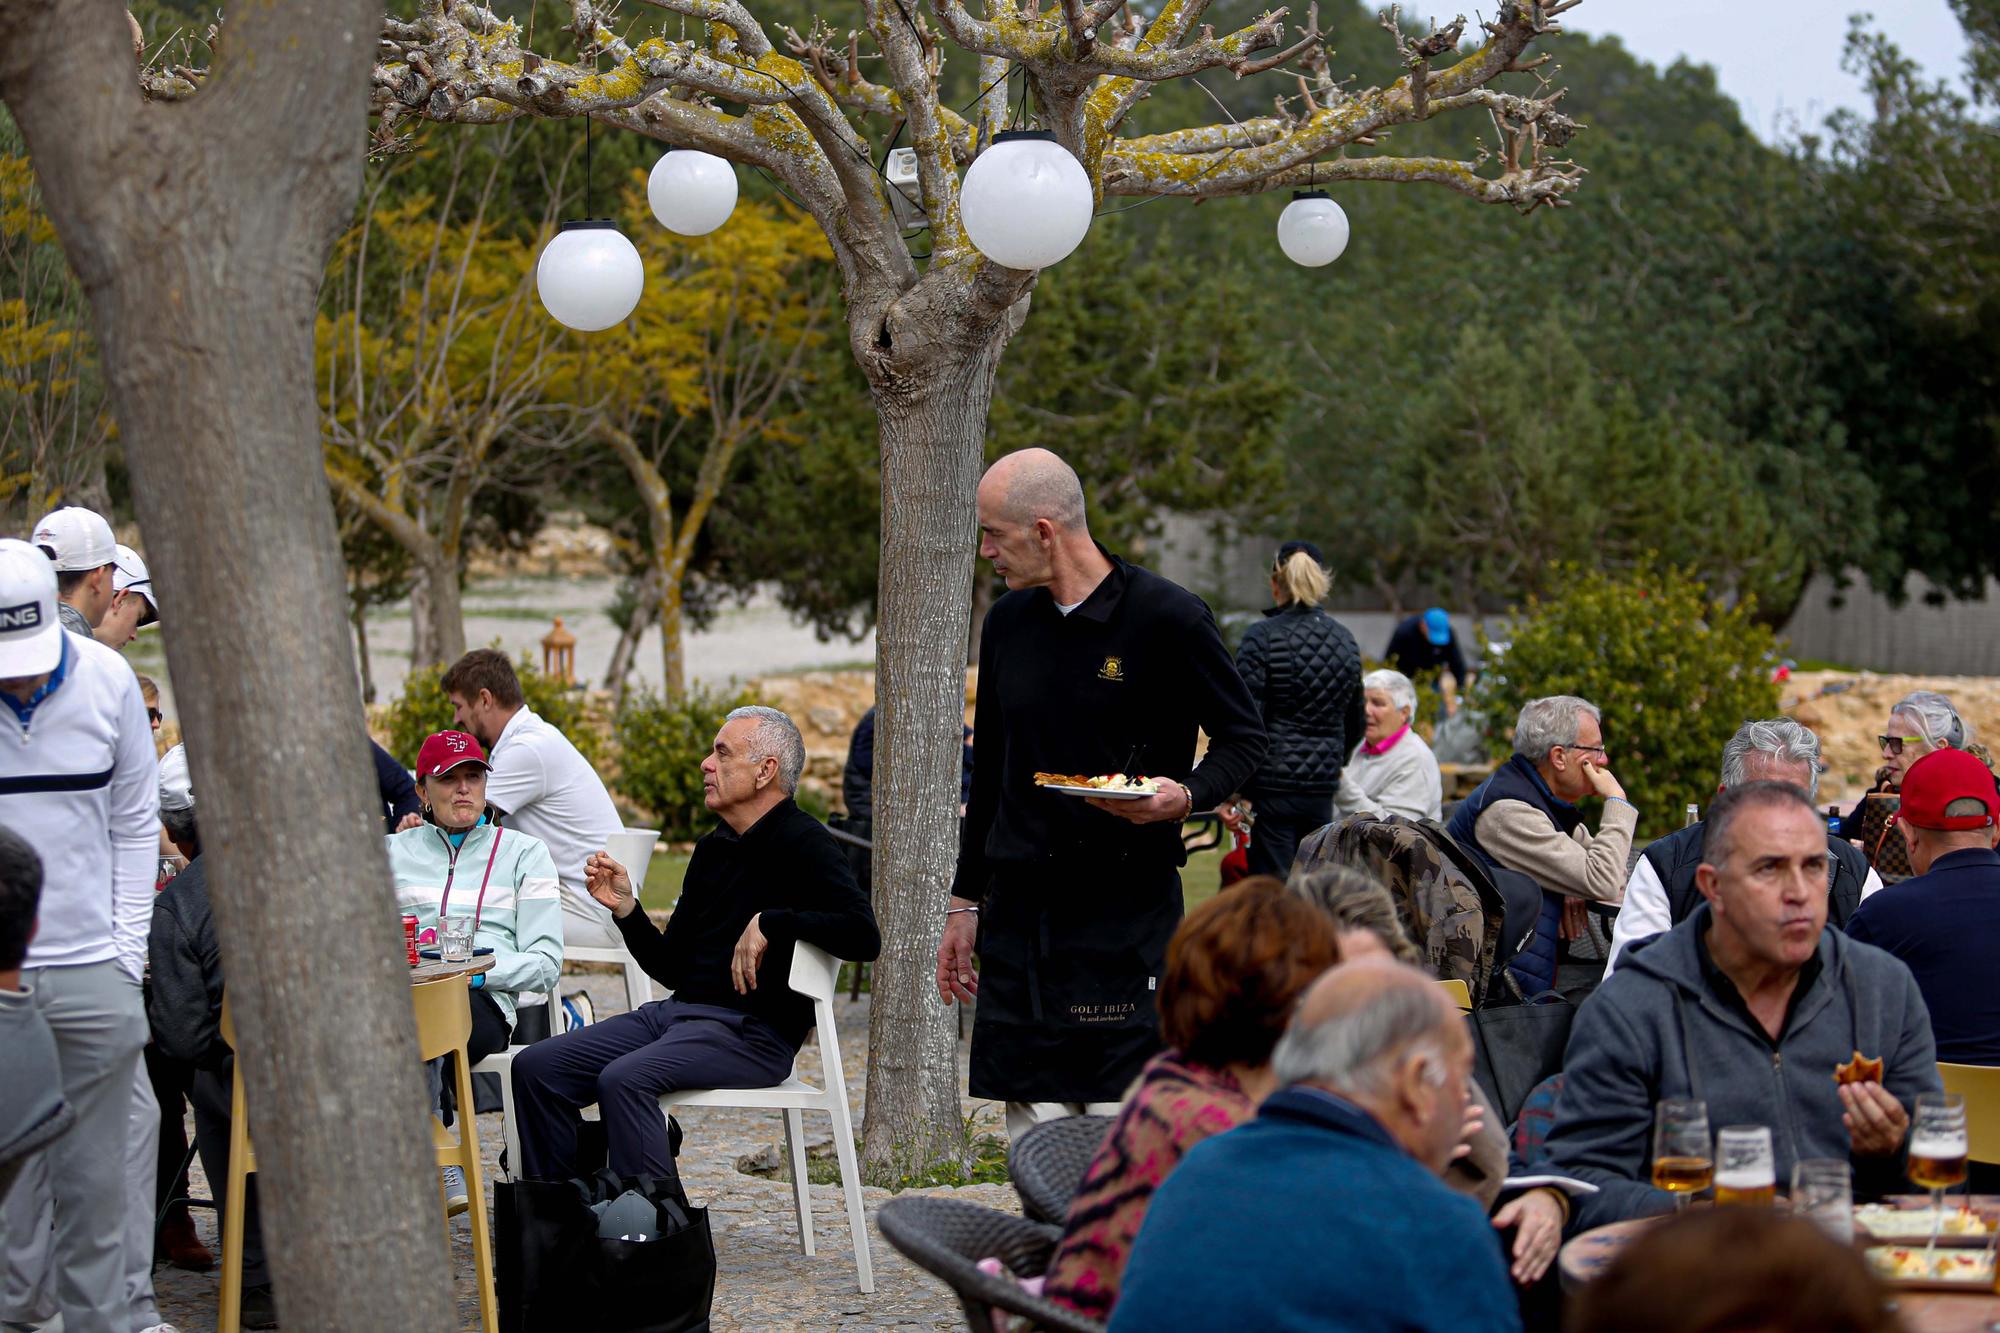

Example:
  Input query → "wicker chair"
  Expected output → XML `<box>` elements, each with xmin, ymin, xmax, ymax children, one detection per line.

<box><xmin>1009</xmin><ymin>1114</ymin><xmax>1115</xmax><ymax>1225</ymax></box>
<box><xmin>876</xmin><ymin>1196</ymin><xmax>1107</xmax><ymax>1333</ymax></box>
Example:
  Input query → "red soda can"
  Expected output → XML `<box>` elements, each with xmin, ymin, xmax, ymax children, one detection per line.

<box><xmin>402</xmin><ymin>913</ymin><xmax>420</xmax><ymax>966</ymax></box>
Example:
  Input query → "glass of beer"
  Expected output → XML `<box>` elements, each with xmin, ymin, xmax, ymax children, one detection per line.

<box><xmin>1714</xmin><ymin>1126</ymin><xmax>1777</xmax><ymax>1207</ymax></box>
<box><xmin>1651</xmin><ymin>1098</ymin><xmax>1713</xmax><ymax>1210</ymax></box>
<box><xmin>1910</xmin><ymin>1091</ymin><xmax>1970</xmax><ymax>1264</ymax></box>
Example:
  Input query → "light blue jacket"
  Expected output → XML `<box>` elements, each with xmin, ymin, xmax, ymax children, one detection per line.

<box><xmin>385</xmin><ymin>816</ymin><xmax>563</xmax><ymax>1027</ymax></box>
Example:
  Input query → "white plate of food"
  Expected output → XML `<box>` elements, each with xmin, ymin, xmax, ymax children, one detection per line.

<box><xmin>1855</xmin><ymin>1202</ymin><xmax>1997</xmax><ymax>1245</ymax></box>
<box><xmin>1863</xmin><ymin>1244</ymin><xmax>1995</xmax><ymax>1289</ymax></box>
<box><xmin>1033</xmin><ymin>772</ymin><xmax>1159</xmax><ymax>801</ymax></box>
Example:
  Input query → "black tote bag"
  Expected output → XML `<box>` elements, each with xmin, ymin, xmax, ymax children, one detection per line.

<box><xmin>1468</xmin><ymin>992</ymin><xmax>1576</xmax><ymax>1127</ymax></box>
<box><xmin>496</xmin><ymin>1169</ymin><xmax>715</xmax><ymax>1333</ymax></box>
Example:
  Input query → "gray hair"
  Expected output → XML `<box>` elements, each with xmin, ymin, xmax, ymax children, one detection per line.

<box><xmin>1700</xmin><ymin>779</ymin><xmax>1819</xmax><ymax>868</ymax></box>
<box><xmin>725</xmin><ymin>705</ymin><xmax>806</xmax><ymax>795</ymax></box>
<box><xmin>1271</xmin><ymin>978</ymin><xmax>1450</xmax><ymax>1096</ymax></box>
<box><xmin>1719</xmin><ymin>718</ymin><xmax>1825</xmax><ymax>801</ymax></box>
<box><xmin>1512</xmin><ymin>695</ymin><xmax>1599</xmax><ymax>760</ymax></box>
<box><xmin>1286</xmin><ymin>865</ymin><xmax>1423</xmax><ymax>966</ymax></box>
<box><xmin>1361</xmin><ymin>669</ymin><xmax>1419</xmax><ymax>726</ymax></box>
<box><xmin>1894</xmin><ymin>690</ymin><xmax>1969</xmax><ymax>751</ymax></box>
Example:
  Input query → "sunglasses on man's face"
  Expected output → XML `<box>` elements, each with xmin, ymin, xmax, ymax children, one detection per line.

<box><xmin>1878</xmin><ymin>735</ymin><xmax>1924</xmax><ymax>756</ymax></box>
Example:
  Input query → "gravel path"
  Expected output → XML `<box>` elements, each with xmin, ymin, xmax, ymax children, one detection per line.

<box><xmin>153</xmin><ymin>973</ymin><xmax>1010</xmax><ymax>1332</ymax></box>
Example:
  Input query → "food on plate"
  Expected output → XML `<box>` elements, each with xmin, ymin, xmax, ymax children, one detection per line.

<box><xmin>1854</xmin><ymin>1204</ymin><xmax>1994</xmax><ymax>1238</ymax></box>
<box><xmin>1032</xmin><ymin>772</ymin><xmax>1160</xmax><ymax>795</ymax></box>
<box><xmin>1865</xmin><ymin>1246</ymin><xmax>1993</xmax><ymax>1283</ymax></box>
<box><xmin>1833</xmin><ymin>1050</ymin><xmax>1884</xmax><ymax>1086</ymax></box>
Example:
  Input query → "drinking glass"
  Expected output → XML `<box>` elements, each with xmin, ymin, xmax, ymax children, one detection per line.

<box><xmin>440</xmin><ymin>914</ymin><xmax>475</xmax><ymax>962</ymax></box>
<box><xmin>1792</xmin><ymin>1158</ymin><xmax>1854</xmax><ymax>1242</ymax></box>
<box><xmin>1909</xmin><ymin>1092</ymin><xmax>1970</xmax><ymax>1266</ymax></box>
<box><xmin>1650</xmin><ymin>1098</ymin><xmax>1713</xmax><ymax>1210</ymax></box>
<box><xmin>1714</xmin><ymin>1125</ymin><xmax>1777</xmax><ymax>1207</ymax></box>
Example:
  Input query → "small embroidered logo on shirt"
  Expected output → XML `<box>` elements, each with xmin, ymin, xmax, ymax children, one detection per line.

<box><xmin>1098</xmin><ymin>656</ymin><xmax>1125</xmax><ymax>681</ymax></box>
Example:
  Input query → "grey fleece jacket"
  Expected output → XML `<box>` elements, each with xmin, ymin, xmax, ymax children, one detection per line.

<box><xmin>1541</xmin><ymin>904</ymin><xmax>1939</xmax><ymax>1232</ymax></box>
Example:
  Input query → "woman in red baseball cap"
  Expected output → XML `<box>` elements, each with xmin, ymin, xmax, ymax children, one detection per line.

<box><xmin>386</xmin><ymin>730</ymin><xmax>564</xmax><ymax>1212</ymax></box>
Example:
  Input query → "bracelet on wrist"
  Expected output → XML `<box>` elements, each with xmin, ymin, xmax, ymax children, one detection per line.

<box><xmin>946</xmin><ymin>905</ymin><xmax>980</xmax><ymax>916</ymax></box>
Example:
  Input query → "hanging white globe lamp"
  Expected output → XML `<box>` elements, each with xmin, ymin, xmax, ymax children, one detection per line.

<box><xmin>648</xmin><ymin>149</ymin><xmax>740</xmax><ymax>237</ymax></box>
<box><xmin>1277</xmin><ymin>190</ymin><xmax>1350</xmax><ymax>268</ymax></box>
<box><xmin>960</xmin><ymin>130</ymin><xmax>1094</xmax><ymax>271</ymax></box>
<box><xmin>536</xmin><ymin>220</ymin><xmax>644</xmax><ymax>332</ymax></box>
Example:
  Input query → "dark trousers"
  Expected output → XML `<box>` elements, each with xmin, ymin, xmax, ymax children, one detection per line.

<box><xmin>146</xmin><ymin>1044</ymin><xmax>195</xmax><ymax>1215</ymax></box>
<box><xmin>188</xmin><ymin>1061</ymin><xmax>268</xmax><ymax>1288</ymax></box>
<box><xmin>1247</xmin><ymin>791</ymin><xmax>1333</xmax><ymax>880</ymax></box>
<box><xmin>512</xmin><ymin>999</ymin><xmax>794</xmax><ymax>1180</ymax></box>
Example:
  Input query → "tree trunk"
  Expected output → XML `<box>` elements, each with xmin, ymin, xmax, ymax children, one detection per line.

<box><xmin>407</xmin><ymin>542</ymin><xmax>468</xmax><ymax>670</ymax></box>
<box><xmin>0</xmin><ymin>4</ymin><xmax>457</xmax><ymax>1329</ymax></box>
<box><xmin>657</xmin><ymin>552</ymin><xmax>688</xmax><ymax>706</ymax></box>
<box><xmin>966</xmin><ymin>567</ymin><xmax>996</xmax><ymax>666</ymax></box>
<box><xmin>604</xmin><ymin>568</ymin><xmax>661</xmax><ymax>709</ymax></box>
<box><xmin>352</xmin><ymin>594</ymin><xmax>376</xmax><ymax>705</ymax></box>
<box><xmin>860</xmin><ymin>338</ymin><xmax>1007</xmax><ymax>1184</ymax></box>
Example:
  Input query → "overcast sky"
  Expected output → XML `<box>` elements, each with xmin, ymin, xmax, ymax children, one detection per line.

<box><xmin>1441</xmin><ymin>0</ymin><xmax>1972</xmax><ymax>138</ymax></box>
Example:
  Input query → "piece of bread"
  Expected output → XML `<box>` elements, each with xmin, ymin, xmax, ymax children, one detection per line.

<box><xmin>1834</xmin><ymin>1050</ymin><xmax>1885</xmax><ymax>1086</ymax></box>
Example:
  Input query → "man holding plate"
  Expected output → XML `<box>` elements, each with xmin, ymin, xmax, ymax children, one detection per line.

<box><xmin>938</xmin><ymin>448</ymin><xmax>1267</xmax><ymax>1142</ymax></box>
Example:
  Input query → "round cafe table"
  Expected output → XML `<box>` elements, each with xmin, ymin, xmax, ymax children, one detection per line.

<box><xmin>1558</xmin><ymin>1212</ymin><xmax>2000</xmax><ymax>1332</ymax></box>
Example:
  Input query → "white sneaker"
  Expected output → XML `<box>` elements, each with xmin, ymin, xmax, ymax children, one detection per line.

<box><xmin>443</xmin><ymin>1164</ymin><xmax>469</xmax><ymax>1215</ymax></box>
<box><xmin>138</xmin><ymin>1325</ymin><xmax>181</xmax><ymax>1333</ymax></box>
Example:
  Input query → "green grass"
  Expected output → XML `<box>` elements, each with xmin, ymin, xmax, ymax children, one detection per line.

<box><xmin>639</xmin><ymin>849</ymin><xmax>690</xmax><ymax>910</ymax></box>
<box><xmin>1182</xmin><ymin>844</ymin><xmax>1226</xmax><ymax>910</ymax></box>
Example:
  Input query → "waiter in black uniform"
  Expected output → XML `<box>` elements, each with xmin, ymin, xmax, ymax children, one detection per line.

<box><xmin>937</xmin><ymin>448</ymin><xmax>1267</xmax><ymax>1141</ymax></box>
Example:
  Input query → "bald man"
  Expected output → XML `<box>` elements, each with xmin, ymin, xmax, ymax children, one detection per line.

<box><xmin>939</xmin><ymin>447</ymin><xmax>1267</xmax><ymax>1142</ymax></box>
<box><xmin>1110</xmin><ymin>961</ymin><xmax>1520</xmax><ymax>1331</ymax></box>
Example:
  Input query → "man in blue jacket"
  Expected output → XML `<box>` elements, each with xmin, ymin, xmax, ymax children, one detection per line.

<box><xmin>1111</xmin><ymin>959</ymin><xmax>1520</xmax><ymax>1332</ymax></box>
<box><xmin>1846</xmin><ymin>747</ymin><xmax>2000</xmax><ymax>1065</ymax></box>
<box><xmin>1541</xmin><ymin>781</ymin><xmax>1939</xmax><ymax>1231</ymax></box>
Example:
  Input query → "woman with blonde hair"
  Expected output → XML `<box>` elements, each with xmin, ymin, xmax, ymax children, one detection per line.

<box><xmin>1231</xmin><ymin>540</ymin><xmax>1363</xmax><ymax>877</ymax></box>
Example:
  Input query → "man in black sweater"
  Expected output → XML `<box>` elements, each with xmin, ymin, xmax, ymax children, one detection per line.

<box><xmin>939</xmin><ymin>448</ymin><xmax>1267</xmax><ymax>1142</ymax></box>
<box><xmin>512</xmin><ymin>705</ymin><xmax>879</xmax><ymax>1180</ymax></box>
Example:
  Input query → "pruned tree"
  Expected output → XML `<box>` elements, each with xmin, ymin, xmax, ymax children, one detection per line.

<box><xmin>0</xmin><ymin>2</ymin><xmax>457</xmax><ymax>1330</ymax></box>
<box><xmin>364</xmin><ymin>0</ymin><xmax>1583</xmax><ymax>1181</ymax></box>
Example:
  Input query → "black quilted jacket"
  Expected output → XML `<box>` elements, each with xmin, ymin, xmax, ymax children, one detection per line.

<box><xmin>1234</xmin><ymin>603</ymin><xmax>1364</xmax><ymax>796</ymax></box>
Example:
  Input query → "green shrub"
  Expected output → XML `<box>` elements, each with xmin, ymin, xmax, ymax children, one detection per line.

<box><xmin>1474</xmin><ymin>563</ymin><xmax>1780</xmax><ymax>840</ymax></box>
<box><xmin>382</xmin><ymin>651</ymin><xmax>601</xmax><ymax>769</ymax></box>
<box><xmin>613</xmin><ymin>685</ymin><xmax>757</xmax><ymax>841</ymax></box>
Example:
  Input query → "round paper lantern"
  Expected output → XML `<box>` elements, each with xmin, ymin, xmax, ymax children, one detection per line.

<box><xmin>648</xmin><ymin>149</ymin><xmax>739</xmax><ymax>237</ymax></box>
<box><xmin>1277</xmin><ymin>191</ymin><xmax>1351</xmax><ymax>268</ymax></box>
<box><xmin>536</xmin><ymin>220</ymin><xmax>644</xmax><ymax>332</ymax></box>
<box><xmin>960</xmin><ymin>131</ymin><xmax>1094</xmax><ymax>271</ymax></box>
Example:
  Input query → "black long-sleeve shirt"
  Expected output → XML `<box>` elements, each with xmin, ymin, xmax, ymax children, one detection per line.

<box><xmin>953</xmin><ymin>554</ymin><xmax>1267</xmax><ymax>899</ymax></box>
<box><xmin>1384</xmin><ymin>614</ymin><xmax>1471</xmax><ymax>683</ymax></box>
<box><xmin>616</xmin><ymin>799</ymin><xmax>879</xmax><ymax>1048</ymax></box>
<box><xmin>372</xmin><ymin>739</ymin><xmax>421</xmax><ymax>832</ymax></box>
<box><xmin>148</xmin><ymin>856</ymin><xmax>227</xmax><ymax>1069</ymax></box>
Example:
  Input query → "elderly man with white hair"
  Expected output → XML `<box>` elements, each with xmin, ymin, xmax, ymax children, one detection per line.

<box><xmin>1334</xmin><ymin>669</ymin><xmax>1444</xmax><ymax>822</ymax></box>
<box><xmin>511</xmin><ymin>706</ymin><xmax>880</xmax><ymax>1183</ymax></box>
<box><xmin>1606</xmin><ymin>718</ymin><xmax>1881</xmax><ymax>975</ymax></box>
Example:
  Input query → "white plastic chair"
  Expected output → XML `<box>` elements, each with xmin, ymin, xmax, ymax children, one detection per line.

<box><xmin>658</xmin><ymin>942</ymin><xmax>873</xmax><ymax>1293</ymax></box>
<box><xmin>568</xmin><ymin>827</ymin><xmax>662</xmax><ymax>1012</ymax></box>
<box><xmin>471</xmin><ymin>981</ymin><xmax>559</xmax><ymax>1179</ymax></box>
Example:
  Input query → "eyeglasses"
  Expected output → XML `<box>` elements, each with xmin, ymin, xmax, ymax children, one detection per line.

<box><xmin>1563</xmin><ymin>743</ymin><xmax>1609</xmax><ymax>758</ymax></box>
<box><xmin>1878</xmin><ymin>735</ymin><xmax>1926</xmax><ymax>756</ymax></box>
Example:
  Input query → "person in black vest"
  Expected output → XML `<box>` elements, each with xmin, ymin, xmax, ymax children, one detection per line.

<box><xmin>937</xmin><ymin>448</ymin><xmax>1267</xmax><ymax>1144</ymax></box>
<box><xmin>1445</xmin><ymin>696</ymin><xmax>1635</xmax><ymax>996</ymax></box>
<box><xmin>1606</xmin><ymin>718</ymin><xmax>1880</xmax><ymax>976</ymax></box>
<box><xmin>1232</xmin><ymin>541</ymin><xmax>1362</xmax><ymax>878</ymax></box>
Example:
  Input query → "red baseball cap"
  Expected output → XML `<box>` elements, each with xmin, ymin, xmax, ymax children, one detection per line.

<box><xmin>1898</xmin><ymin>748</ymin><xmax>1998</xmax><ymax>831</ymax></box>
<box><xmin>416</xmin><ymin>730</ymin><xmax>489</xmax><ymax>779</ymax></box>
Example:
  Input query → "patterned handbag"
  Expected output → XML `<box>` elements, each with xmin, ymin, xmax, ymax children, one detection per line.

<box><xmin>1858</xmin><ymin>789</ymin><xmax>1913</xmax><ymax>882</ymax></box>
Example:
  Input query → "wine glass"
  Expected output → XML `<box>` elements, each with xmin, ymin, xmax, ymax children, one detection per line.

<box><xmin>1792</xmin><ymin>1158</ymin><xmax>1854</xmax><ymax>1242</ymax></box>
<box><xmin>1714</xmin><ymin>1126</ymin><xmax>1776</xmax><ymax>1207</ymax></box>
<box><xmin>1650</xmin><ymin>1098</ymin><xmax>1713</xmax><ymax>1211</ymax></box>
<box><xmin>1909</xmin><ymin>1091</ymin><xmax>1970</xmax><ymax>1268</ymax></box>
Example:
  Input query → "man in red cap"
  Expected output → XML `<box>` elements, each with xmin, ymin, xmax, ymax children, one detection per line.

<box><xmin>1846</xmin><ymin>748</ymin><xmax>2000</xmax><ymax>1065</ymax></box>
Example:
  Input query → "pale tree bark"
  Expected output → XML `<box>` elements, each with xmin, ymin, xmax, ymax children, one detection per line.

<box><xmin>353</xmin><ymin>0</ymin><xmax>1585</xmax><ymax>1184</ymax></box>
<box><xmin>0</xmin><ymin>3</ymin><xmax>455</xmax><ymax>1329</ymax></box>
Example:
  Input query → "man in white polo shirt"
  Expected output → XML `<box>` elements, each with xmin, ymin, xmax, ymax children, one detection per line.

<box><xmin>30</xmin><ymin>506</ymin><xmax>118</xmax><ymax>638</ymax></box>
<box><xmin>0</xmin><ymin>539</ymin><xmax>164</xmax><ymax>1333</ymax></box>
<box><xmin>438</xmin><ymin>649</ymin><xmax>624</xmax><ymax>947</ymax></box>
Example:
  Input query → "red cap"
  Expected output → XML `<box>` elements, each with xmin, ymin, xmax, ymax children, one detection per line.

<box><xmin>416</xmin><ymin>730</ymin><xmax>488</xmax><ymax>779</ymax></box>
<box><xmin>1898</xmin><ymin>748</ymin><xmax>1998</xmax><ymax>831</ymax></box>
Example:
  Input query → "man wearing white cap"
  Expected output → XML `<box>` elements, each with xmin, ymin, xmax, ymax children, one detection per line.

<box><xmin>0</xmin><ymin>539</ymin><xmax>170</xmax><ymax>1333</ymax></box>
<box><xmin>94</xmin><ymin>546</ymin><xmax>159</xmax><ymax>652</ymax></box>
<box><xmin>30</xmin><ymin>505</ymin><xmax>119</xmax><ymax>638</ymax></box>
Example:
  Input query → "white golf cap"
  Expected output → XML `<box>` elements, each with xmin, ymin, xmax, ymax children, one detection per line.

<box><xmin>0</xmin><ymin>538</ymin><xmax>63</xmax><ymax>677</ymax></box>
<box><xmin>111</xmin><ymin>545</ymin><xmax>158</xmax><ymax>626</ymax></box>
<box><xmin>158</xmin><ymin>744</ymin><xmax>194</xmax><ymax>813</ymax></box>
<box><xmin>31</xmin><ymin>506</ymin><xmax>116</xmax><ymax>572</ymax></box>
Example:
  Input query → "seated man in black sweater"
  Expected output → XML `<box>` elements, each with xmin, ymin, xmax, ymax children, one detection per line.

<box><xmin>512</xmin><ymin>705</ymin><xmax>880</xmax><ymax>1180</ymax></box>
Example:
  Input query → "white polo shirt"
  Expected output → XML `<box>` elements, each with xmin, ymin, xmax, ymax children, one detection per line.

<box><xmin>484</xmin><ymin>706</ymin><xmax>622</xmax><ymax>922</ymax></box>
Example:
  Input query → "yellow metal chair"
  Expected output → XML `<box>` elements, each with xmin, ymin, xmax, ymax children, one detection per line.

<box><xmin>1439</xmin><ymin>978</ymin><xmax>1473</xmax><ymax>1013</ymax></box>
<box><xmin>218</xmin><ymin>975</ymin><xmax>498</xmax><ymax>1332</ymax></box>
<box><xmin>1938</xmin><ymin>1062</ymin><xmax>2000</xmax><ymax>1164</ymax></box>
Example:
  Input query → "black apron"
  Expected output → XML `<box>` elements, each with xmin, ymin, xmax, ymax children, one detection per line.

<box><xmin>968</xmin><ymin>861</ymin><xmax>1180</xmax><ymax>1103</ymax></box>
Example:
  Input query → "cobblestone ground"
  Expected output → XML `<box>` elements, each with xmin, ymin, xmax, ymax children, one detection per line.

<box><xmin>154</xmin><ymin>973</ymin><xmax>1012</xmax><ymax>1332</ymax></box>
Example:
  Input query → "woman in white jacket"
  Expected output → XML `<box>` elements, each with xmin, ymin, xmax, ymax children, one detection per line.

<box><xmin>1333</xmin><ymin>669</ymin><xmax>1444</xmax><ymax>822</ymax></box>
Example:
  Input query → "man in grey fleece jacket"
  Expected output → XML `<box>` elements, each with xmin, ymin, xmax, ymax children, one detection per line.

<box><xmin>1542</xmin><ymin>782</ymin><xmax>1939</xmax><ymax>1232</ymax></box>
